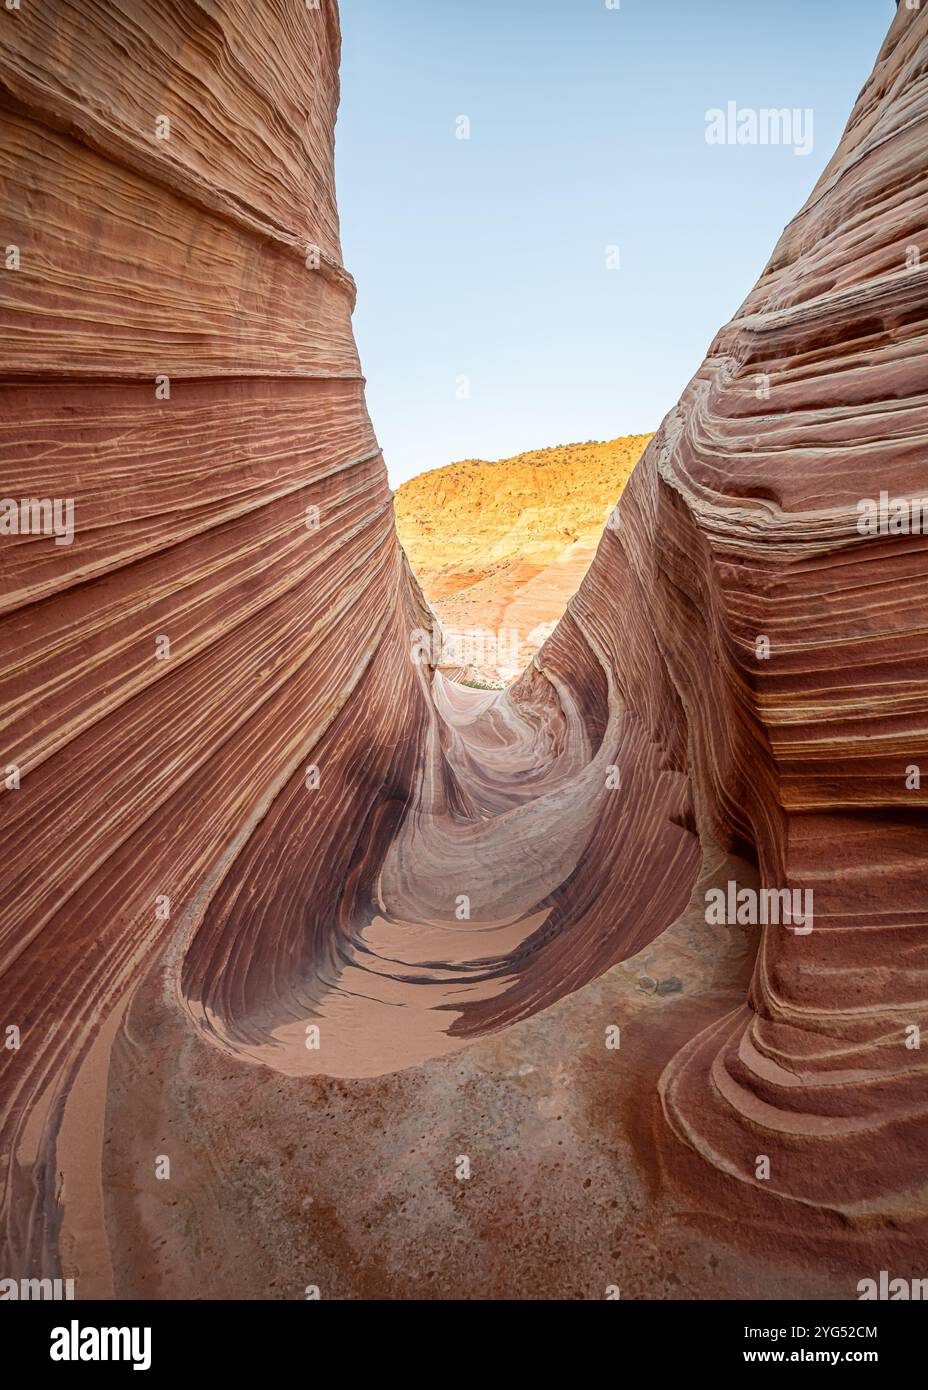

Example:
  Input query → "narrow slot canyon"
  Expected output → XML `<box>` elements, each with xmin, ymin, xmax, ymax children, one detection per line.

<box><xmin>0</xmin><ymin>0</ymin><xmax>926</xmax><ymax>1301</ymax></box>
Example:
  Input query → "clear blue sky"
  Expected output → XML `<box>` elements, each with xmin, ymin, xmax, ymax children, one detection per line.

<box><xmin>335</xmin><ymin>0</ymin><xmax>894</xmax><ymax>487</ymax></box>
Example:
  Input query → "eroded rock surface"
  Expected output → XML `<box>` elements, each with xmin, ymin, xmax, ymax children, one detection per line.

<box><xmin>395</xmin><ymin>436</ymin><xmax>652</xmax><ymax>682</ymax></box>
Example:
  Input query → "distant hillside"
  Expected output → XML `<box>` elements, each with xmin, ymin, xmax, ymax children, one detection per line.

<box><xmin>395</xmin><ymin>434</ymin><xmax>653</xmax><ymax>683</ymax></box>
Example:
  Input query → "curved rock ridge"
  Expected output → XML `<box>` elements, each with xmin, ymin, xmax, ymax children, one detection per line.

<box><xmin>0</xmin><ymin>0</ymin><xmax>926</xmax><ymax>1292</ymax></box>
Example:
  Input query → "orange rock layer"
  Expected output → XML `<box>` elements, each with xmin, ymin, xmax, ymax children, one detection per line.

<box><xmin>395</xmin><ymin>436</ymin><xmax>652</xmax><ymax>683</ymax></box>
<box><xmin>0</xmin><ymin>0</ymin><xmax>926</xmax><ymax>1294</ymax></box>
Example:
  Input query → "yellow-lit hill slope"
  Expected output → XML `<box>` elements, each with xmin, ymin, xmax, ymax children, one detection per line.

<box><xmin>395</xmin><ymin>434</ymin><xmax>653</xmax><ymax>682</ymax></box>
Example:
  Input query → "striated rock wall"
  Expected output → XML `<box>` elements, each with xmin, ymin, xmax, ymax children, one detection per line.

<box><xmin>0</xmin><ymin>0</ymin><xmax>926</xmax><ymax>1293</ymax></box>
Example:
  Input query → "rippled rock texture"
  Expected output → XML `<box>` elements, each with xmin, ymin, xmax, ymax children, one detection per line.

<box><xmin>0</xmin><ymin>1</ymin><xmax>926</xmax><ymax>1297</ymax></box>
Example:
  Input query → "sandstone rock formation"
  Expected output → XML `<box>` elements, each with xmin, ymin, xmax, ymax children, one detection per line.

<box><xmin>395</xmin><ymin>436</ymin><xmax>652</xmax><ymax>683</ymax></box>
<box><xmin>0</xmin><ymin>0</ymin><xmax>926</xmax><ymax>1298</ymax></box>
